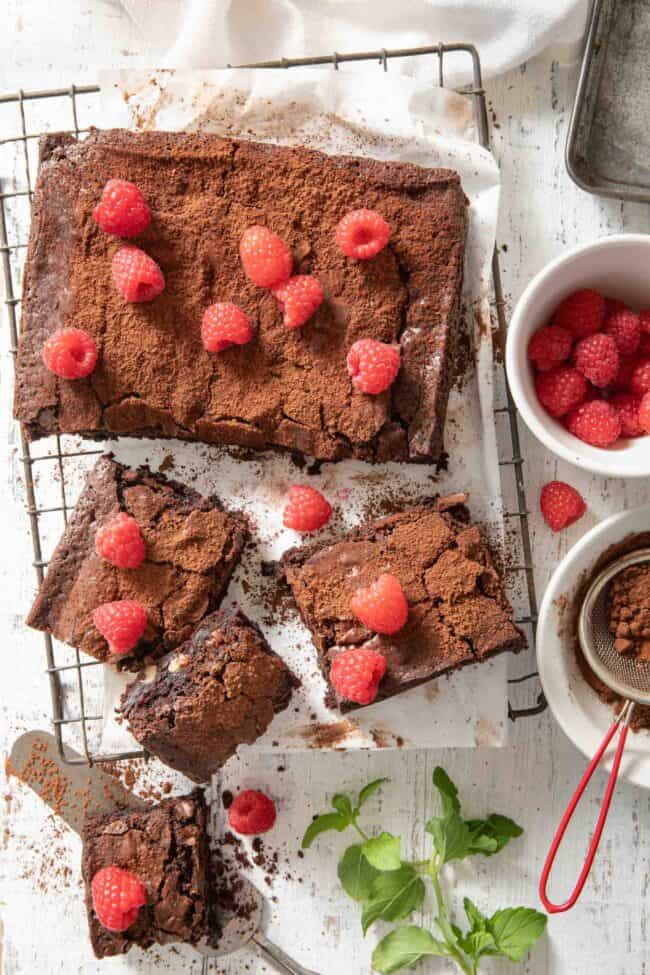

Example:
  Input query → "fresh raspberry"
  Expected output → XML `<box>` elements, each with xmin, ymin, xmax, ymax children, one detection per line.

<box><xmin>91</xmin><ymin>866</ymin><xmax>146</xmax><ymax>933</ymax></box>
<box><xmin>93</xmin><ymin>179</ymin><xmax>151</xmax><ymax>238</ymax></box>
<box><xmin>540</xmin><ymin>481</ymin><xmax>586</xmax><ymax>532</ymax></box>
<box><xmin>283</xmin><ymin>485</ymin><xmax>332</xmax><ymax>532</ymax></box>
<box><xmin>610</xmin><ymin>393</ymin><xmax>644</xmax><ymax>438</ymax></box>
<box><xmin>605</xmin><ymin>298</ymin><xmax>628</xmax><ymax>317</ymax></box>
<box><xmin>93</xmin><ymin>600</ymin><xmax>147</xmax><ymax>655</ymax></box>
<box><xmin>272</xmin><ymin>275</ymin><xmax>324</xmax><ymax>330</ymax></box>
<box><xmin>566</xmin><ymin>399</ymin><xmax>622</xmax><ymax>447</ymax></box>
<box><xmin>95</xmin><ymin>513</ymin><xmax>146</xmax><ymax>569</ymax></box>
<box><xmin>239</xmin><ymin>226</ymin><xmax>292</xmax><ymax>288</ymax></box>
<box><xmin>228</xmin><ymin>790</ymin><xmax>276</xmax><ymax>835</ymax></box>
<box><xmin>612</xmin><ymin>355</ymin><xmax>638</xmax><ymax>391</ymax></box>
<box><xmin>112</xmin><ymin>246</ymin><xmax>165</xmax><ymax>302</ymax></box>
<box><xmin>350</xmin><ymin>573</ymin><xmax>409</xmax><ymax>635</ymax></box>
<box><xmin>201</xmin><ymin>303</ymin><xmax>253</xmax><ymax>352</ymax></box>
<box><xmin>552</xmin><ymin>289</ymin><xmax>605</xmax><ymax>338</ymax></box>
<box><xmin>640</xmin><ymin>309</ymin><xmax>650</xmax><ymax>334</ymax></box>
<box><xmin>336</xmin><ymin>209</ymin><xmax>391</xmax><ymax>260</ymax></box>
<box><xmin>535</xmin><ymin>367</ymin><xmax>587</xmax><ymax>418</ymax></box>
<box><xmin>573</xmin><ymin>333</ymin><xmax>619</xmax><ymax>388</ymax></box>
<box><xmin>630</xmin><ymin>360</ymin><xmax>650</xmax><ymax>397</ymax></box>
<box><xmin>527</xmin><ymin>324</ymin><xmax>572</xmax><ymax>372</ymax></box>
<box><xmin>639</xmin><ymin>392</ymin><xmax>650</xmax><ymax>433</ymax></box>
<box><xmin>329</xmin><ymin>647</ymin><xmax>387</xmax><ymax>706</ymax></box>
<box><xmin>604</xmin><ymin>308</ymin><xmax>641</xmax><ymax>356</ymax></box>
<box><xmin>42</xmin><ymin>328</ymin><xmax>98</xmax><ymax>379</ymax></box>
<box><xmin>347</xmin><ymin>339</ymin><xmax>400</xmax><ymax>395</ymax></box>
<box><xmin>639</xmin><ymin>333</ymin><xmax>650</xmax><ymax>357</ymax></box>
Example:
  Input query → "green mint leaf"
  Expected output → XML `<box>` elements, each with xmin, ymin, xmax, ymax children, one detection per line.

<box><xmin>432</xmin><ymin>767</ymin><xmax>461</xmax><ymax>816</ymax></box>
<box><xmin>362</xmin><ymin>832</ymin><xmax>402</xmax><ymax>871</ymax></box>
<box><xmin>337</xmin><ymin>844</ymin><xmax>380</xmax><ymax>902</ymax></box>
<box><xmin>487</xmin><ymin>907</ymin><xmax>547</xmax><ymax>962</ymax></box>
<box><xmin>466</xmin><ymin>814</ymin><xmax>523</xmax><ymax>855</ymax></box>
<box><xmin>301</xmin><ymin>811</ymin><xmax>350</xmax><ymax>849</ymax></box>
<box><xmin>458</xmin><ymin>929</ymin><xmax>497</xmax><ymax>961</ymax></box>
<box><xmin>332</xmin><ymin>794</ymin><xmax>354</xmax><ymax>819</ymax></box>
<box><xmin>356</xmin><ymin>778</ymin><xmax>388</xmax><ymax>812</ymax></box>
<box><xmin>467</xmin><ymin>832</ymin><xmax>499</xmax><ymax>856</ymax></box>
<box><xmin>463</xmin><ymin>897</ymin><xmax>488</xmax><ymax>932</ymax></box>
<box><xmin>360</xmin><ymin>866</ymin><xmax>425</xmax><ymax>935</ymax></box>
<box><xmin>372</xmin><ymin>926</ymin><xmax>448</xmax><ymax>973</ymax></box>
<box><xmin>425</xmin><ymin>812</ymin><xmax>473</xmax><ymax>863</ymax></box>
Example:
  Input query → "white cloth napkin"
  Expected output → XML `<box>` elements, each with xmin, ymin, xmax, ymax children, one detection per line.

<box><xmin>120</xmin><ymin>0</ymin><xmax>588</xmax><ymax>79</ymax></box>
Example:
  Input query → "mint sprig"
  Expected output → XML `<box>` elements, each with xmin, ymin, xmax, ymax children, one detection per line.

<box><xmin>301</xmin><ymin>767</ymin><xmax>546</xmax><ymax>975</ymax></box>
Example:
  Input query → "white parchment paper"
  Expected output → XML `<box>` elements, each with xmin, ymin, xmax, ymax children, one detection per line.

<box><xmin>96</xmin><ymin>68</ymin><xmax>506</xmax><ymax>753</ymax></box>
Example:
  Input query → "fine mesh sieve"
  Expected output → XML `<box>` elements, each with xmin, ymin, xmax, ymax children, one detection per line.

<box><xmin>540</xmin><ymin>546</ymin><xmax>650</xmax><ymax>915</ymax></box>
<box><xmin>578</xmin><ymin>547</ymin><xmax>650</xmax><ymax>705</ymax></box>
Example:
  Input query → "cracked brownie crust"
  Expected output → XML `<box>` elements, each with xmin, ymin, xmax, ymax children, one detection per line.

<box><xmin>280</xmin><ymin>495</ymin><xmax>525</xmax><ymax>711</ymax></box>
<box><xmin>14</xmin><ymin>129</ymin><xmax>467</xmax><ymax>463</ymax></box>
<box><xmin>81</xmin><ymin>791</ymin><xmax>209</xmax><ymax>958</ymax></box>
<box><xmin>120</xmin><ymin>607</ymin><xmax>296</xmax><ymax>782</ymax></box>
<box><xmin>27</xmin><ymin>455</ymin><xmax>247</xmax><ymax>663</ymax></box>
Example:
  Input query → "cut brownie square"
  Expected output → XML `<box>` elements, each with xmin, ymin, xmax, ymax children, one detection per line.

<box><xmin>120</xmin><ymin>607</ymin><xmax>296</xmax><ymax>782</ymax></box>
<box><xmin>280</xmin><ymin>495</ymin><xmax>525</xmax><ymax>711</ymax></box>
<box><xmin>14</xmin><ymin>129</ymin><xmax>467</xmax><ymax>464</ymax></box>
<box><xmin>27</xmin><ymin>455</ymin><xmax>247</xmax><ymax>663</ymax></box>
<box><xmin>81</xmin><ymin>790</ymin><xmax>209</xmax><ymax>958</ymax></box>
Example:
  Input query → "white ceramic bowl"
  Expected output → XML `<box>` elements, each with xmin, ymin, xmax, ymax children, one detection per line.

<box><xmin>537</xmin><ymin>502</ymin><xmax>650</xmax><ymax>789</ymax></box>
<box><xmin>506</xmin><ymin>234</ymin><xmax>650</xmax><ymax>478</ymax></box>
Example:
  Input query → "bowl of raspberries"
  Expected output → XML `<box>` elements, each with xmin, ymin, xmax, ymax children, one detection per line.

<box><xmin>506</xmin><ymin>234</ymin><xmax>650</xmax><ymax>477</ymax></box>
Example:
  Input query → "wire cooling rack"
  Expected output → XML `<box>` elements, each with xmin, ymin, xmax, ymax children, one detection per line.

<box><xmin>0</xmin><ymin>44</ymin><xmax>545</xmax><ymax>767</ymax></box>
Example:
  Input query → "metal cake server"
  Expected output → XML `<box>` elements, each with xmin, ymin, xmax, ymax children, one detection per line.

<box><xmin>9</xmin><ymin>732</ymin><xmax>319</xmax><ymax>975</ymax></box>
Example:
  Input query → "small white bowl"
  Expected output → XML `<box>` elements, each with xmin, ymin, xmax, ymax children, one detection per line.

<box><xmin>506</xmin><ymin>233</ymin><xmax>650</xmax><ymax>478</ymax></box>
<box><xmin>537</xmin><ymin>502</ymin><xmax>650</xmax><ymax>789</ymax></box>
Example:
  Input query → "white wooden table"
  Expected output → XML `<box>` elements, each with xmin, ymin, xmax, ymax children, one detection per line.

<box><xmin>1</xmin><ymin>3</ymin><xmax>650</xmax><ymax>973</ymax></box>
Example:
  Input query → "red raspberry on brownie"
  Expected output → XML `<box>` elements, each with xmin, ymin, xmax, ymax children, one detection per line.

<box><xmin>42</xmin><ymin>327</ymin><xmax>98</xmax><ymax>379</ymax></box>
<box><xmin>330</xmin><ymin>647</ymin><xmax>387</xmax><ymax>706</ymax></box>
<box><xmin>112</xmin><ymin>246</ymin><xmax>165</xmax><ymax>302</ymax></box>
<box><xmin>283</xmin><ymin>485</ymin><xmax>332</xmax><ymax>532</ymax></box>
<box><xmin>93</xmin><ymin>600</ymin><xmax>147</xmax><ymax>655</ymax></box>
<box><xmin>336</xmin><ymin>209</ymin><xmax>391</xmax><ymax>260</ymax></box>
<box><xmin>350</xmin><ymin>573</ymin><xmax>409</xmax><ymax>635</ymax></box>
<box><xmin>604</xmin><ymin>308</ymin><xmax>641</xmax><ymax>356</ymax></box>
<box><xmin>93</xmin><ymin>179</ymin><xmax>151</xmax><ymax>238</ymax></box>
<box><xmin>573</xmin><ymin>333</ymin><xmax>619</xmax><ymax>388</ymax></box>
<box><xmin>240</xmin><ymin>226</ymin><xmax>292</xmax><ymax>288</ymax></box>
<box><xmin>201</xmin><ymin>303</ymin><xmax>253</xmax><ymax>352</ymax></box>
<box><xmin>540</xmin><ymin>481</ymin><xmax>586</xmax><ymax>532</ymax></box>
<box><xmin>527</xmin><ymin>324</ymin><xmax>572</xmax><ymax>372</ymax></box>
<box><xmin>91</xmin><ymin>866</ymin><xmax>146</xmax><ymax>932</ymax></box>
<box><xmin>639</xmin><ymin>392</ymin><xmax>650</xmax><ymax>433</ymax></box>
<box><xmin>347</xmin><ymin>339</ymin><xmax>400</xmax><ymax>395</ymax></box>
<box><xmin>610</xmin><ymin>393</ymin><xmax>644</xmax><ymax>438</ymax></box>
<box><xmin>95</xmin><ymin>513</ymin><xmax>146</xmax><ymax>569</ymax></box>
<box><xmin>228</xmin><ymin>790</ymin><xmax>276</xmax><ymax>835</ymax></box>
<box><xmin>566</xmin><ymin>399</ymin><xmax>622</xmax><ymax>447</ymax></box>
<box><xmin>272</xmin><ymin>275</ymin><xmax>324</xmax><ymax>330</ymax></box>
<box><xmin>630</xmin><ymin>360</ymin><xmax>650</xmax><ymax>397</ymax></box>
<box><xmin>535</xmin><ymin>366</ymin><xmax>587</xmax><ymax>418</ymax></box>
<box><xmin>552</xmin><ymin>288</ymin><xmax>605</xmax><ymax>338</ymax></box>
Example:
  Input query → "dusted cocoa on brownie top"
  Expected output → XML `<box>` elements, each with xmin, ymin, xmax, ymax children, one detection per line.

<box><xmin>14</xmin><ymin>129</ymin><xmax>467</xmax><ymax>463</ymax></box>
<box><xmin>281</xmin><ymin>495</ymin><xmax>525</xmax><ymax>711</ymax></box>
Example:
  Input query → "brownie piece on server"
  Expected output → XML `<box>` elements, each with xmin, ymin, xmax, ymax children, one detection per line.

<box><xmin>27</xmin><ymin>455</ymin><xmax>248</xmax><ymax>663</ymax></box>
<box><xmin>280</xmin><ymin>495</ymin><xmax>525</xmax><ymax>711</ymax></box>
<box><xmin>81</xmin><ymin>791</ymin><xmax>209</xmax><ymax>959</ymax></box>
<box><xmin>14</xmin><ymin>128</ymin><xmax>467</xmax><ymax>464</ymax></box>
<box><xmin>120</xmin><ymin>608</ymin><xmax>295</xmax><ymax>782</ymax></box>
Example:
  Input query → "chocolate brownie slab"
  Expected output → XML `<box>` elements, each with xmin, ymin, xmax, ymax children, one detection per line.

<box><xmin>27</xmin><ymin>455</ymin><xmax>247</xmax><ymax>663</ymax></box>
<box><xmin>280</xmin><ymin>495</ymin><xmax>525</xmax><ymax>711</ymax></box>
<box><xmin>120</xmin><ymin>608</ymin><xmax>295</xmax><ymax>782</ymax></box>
<box><xmin>14</xmin><ymin>129</ymin><xmax>467</xmax><ymax>463</ymax></box>
<box><xmin>81</xmin><ymin>791</ymin><xmax>209</xmax><ymax>958</ymax></box>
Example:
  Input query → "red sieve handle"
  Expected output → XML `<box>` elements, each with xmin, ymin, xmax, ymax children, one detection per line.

<box><xmin>539</xmin><ymin>701</ymin><xmax>633</xmax><ymax>914</ymax></box>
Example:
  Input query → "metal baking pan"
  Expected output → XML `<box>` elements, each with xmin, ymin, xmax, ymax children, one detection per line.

<box><xmin>566</xmin><ymin>0</ymin><xmax>650</xmax><ymax>202</ymax></box>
